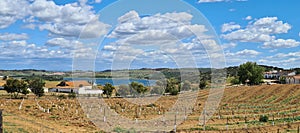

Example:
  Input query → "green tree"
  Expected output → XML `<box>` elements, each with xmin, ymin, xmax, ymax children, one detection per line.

<box><xmin>129</xmin><ymin>82</ymin><xmax>148</xmax><ymax>96</ymax></box>
<box><xmin>166</xmin><ymin>78</ymin><xmax>179</xmax><ymax>95</ymax></box>
<box><xmin>199</xmin><ymin>80</ymin><xmax>207</xmax><ymax>89</ymax></box>
<box><xmin>28</xmin><ymin>78</ymin><xmax>45</xmax><ymax>97</ymax></box>
<box><xmin>103</xmin><ymin>83</ymin><xmax>115</xmax><ymax>98</ymax></box>
<box><xmin>4</xmin><ymin>78</ymin><xmax>28</xmax><ymax>98</ymax></box>
<box><xmin>230</xmin><ymin>77</ymin><xmax>240</xmax><ymax>85</ymax></box>
<box><xmin>279</xmin><ymin>76</ymin><xmax>286</xmax><ymax>84</ymax></box>
<box><xmin>238</xmin><ymin>62</ymin><xmax>264</xmax><ymax>85</ymax></box>
<box><xmin>2</xmin><ymin>76</ymin><xmax>8</xmax><ymax>80</ymax></box>
<box><xmin>181</xmin><ymin>80</ymin><xmax>191</xmax><ymax>91</ymax></box>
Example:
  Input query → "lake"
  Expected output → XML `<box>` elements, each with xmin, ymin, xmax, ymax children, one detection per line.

<box><xmin>63</xmin><ymin>78</ymin><xmax>156</xmax><ymax>86</ymax></box>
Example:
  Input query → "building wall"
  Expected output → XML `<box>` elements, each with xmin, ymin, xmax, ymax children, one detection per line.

<box><xmin>49</xmin><ymin>88</ymin><xmax>78</xmax><ymax>93</ymax></box>
<box><xmin>285</xmin><ymin>77</ymin><xmax>300</xmax><ymax>84</ymax></box>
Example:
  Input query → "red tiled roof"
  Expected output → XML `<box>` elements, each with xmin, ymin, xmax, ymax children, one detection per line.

<box><xmin>57</xmin><ymin>80</ymin><xmax>91</xmax><ymax>88</ymax></box>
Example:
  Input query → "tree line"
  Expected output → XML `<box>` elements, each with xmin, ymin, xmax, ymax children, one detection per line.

<box><xmin>3</xmin><ymin>78</ymin><xmax>45</xmax><ymax>98</ymax></box>
<box><xmin>102</xmin><ymin>78</ymin><xmax>207</xmax><ymax>98</ymax></box>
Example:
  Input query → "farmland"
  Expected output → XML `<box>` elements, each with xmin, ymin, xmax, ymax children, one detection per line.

<box><xmin>1</xmin><ymin>84</ymin><xmax>300</xmax><ymax>132</ymax></box>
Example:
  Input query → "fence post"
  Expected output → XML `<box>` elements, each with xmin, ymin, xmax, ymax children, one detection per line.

<box><xmin>0</xmin><ymin>109</ymin><xmax>2</xmax><ymax>133</ymax></box>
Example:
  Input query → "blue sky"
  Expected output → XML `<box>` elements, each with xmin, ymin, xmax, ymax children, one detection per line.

<box><xmin>0</xmin><ymin>0</ymin><xmax>300</xmax><ymax>71</ymax></box>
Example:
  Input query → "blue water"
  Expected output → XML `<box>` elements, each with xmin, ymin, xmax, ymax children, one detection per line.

<box><xmin>63</xmin><ymin>78</ymin><xmax>156</xmax><ymax>86</ymax></box>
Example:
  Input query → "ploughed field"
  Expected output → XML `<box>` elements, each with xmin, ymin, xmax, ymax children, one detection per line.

<box><xmin>1</xmin><ymin>84</ymin><xmax>300</xmax><ymax>132</ymax></box>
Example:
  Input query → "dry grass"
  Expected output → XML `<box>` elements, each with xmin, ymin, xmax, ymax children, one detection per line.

<box><xmin>0</xmin><ymin>79</ymin><xmax>5</xmax><ymax>86</ymax></box>
<box><xmin>0</xmin><ymin>84</ymin><xmax>300</xmax><ymax>132</ymax></box>
<box><xmin>45</xmin><ymin>81</ymin><xmax>60</xmax><ymax>88</ymax></box>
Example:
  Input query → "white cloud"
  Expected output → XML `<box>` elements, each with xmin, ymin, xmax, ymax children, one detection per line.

<box><xmin>262</xmin><ymin>39</ymin><xmax>300</xmax><ymax>49</ymax></box>
<box><xmin>28</xmin><ymin>0</ymin><xmax>111</xmax><ymax>38</ymax></box>
<box><xmin>0</xmin><ymin>0</ymin><xmax>111</xmax><ymax>38</ymax></box>
<box><xmin>221</xmin><ymin>22</ymin><xmax>241</xmax><ymax>33</ymax></box>
<box><xmin>22</xmin><ymin>24</ymin><xmax>36</xmax><ymax>30</ymax></box>
<box><xmin>0</xmin><ymin>0</ymin><xmax>30</xmax><ymax>28</ymax></box>
<box><xmin>109</xmin><ymin>10</ymin><xmax>209</xmax><ymax>45</ymax></box>
<box><xmin>221</xmin><ymin>16</ymin><xmax>300</xmax><ymax>49</ymax></box>
<box><xmin>0</xmin><ymin>33</ymin><xmax>28</xmax><ymax>41</ymax></box>
<box><xmin>222</xmin><ymin>17</ymin><xmax>291</xmax><ymax>42</ymax></box>
<box><xmin>94</xmin><ymin>0</ymin><xmax>102</xmax><ymax>3</ymax></box>
<box><xmin>8</xmin><ymin>40</ymin><xmax>27</xmax><ymax>47</ymax></box>
<box><xmin>253</xmin><ymin>17</ymin><xmax>291</xmax><ymax>34</ymax></box>
<box><xmin>221</xmin><ymin>43</ymin><xmax>237</xmax><ymax>49</ymax></box>
<box><xmin>245</xmin><ymin>16</ymin><xmax>252</xmax><ymax>20</ymax></box>
<box><xmin>226</xmin><ymin>49</ymin><xmax>260</xmax><ymax>57</ymax></box>
<box><xmin>46</xmin><ymin>38</ymin><xmax>72</xmax><ymax>48</ymax></box>
<box><xmin>258</xmin><ymin>51</ymin><xmax>300</xmax><ymax>68</ymax></box>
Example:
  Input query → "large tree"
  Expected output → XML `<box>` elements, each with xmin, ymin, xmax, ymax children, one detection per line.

<box><xmin>4</xmin><ymin>78</ymin><xmax>28</xmax><ymax>98</ymax></box>
<box><xmin>28</xmin><ymin>78</ymin><xmax>45</xmax><ymax>97</ymax></box>
<box><xmin>166</xmin><ymin>78</ymin><xmax>179</xmax><ymax>95</ymax></box>
<box><xmin>129</xmin><ymin>82</ymin><xmax>148</xmax><ymax>96</ymax></box>
<box><xmin>238</xmin><ymin>62</ymin><xmax>264</xmax><ymax>85</ymax></box>
<box><xmin>103</xmin><ymin>83</ymin><xmax>115</xmax><ymax>98</ymax></box>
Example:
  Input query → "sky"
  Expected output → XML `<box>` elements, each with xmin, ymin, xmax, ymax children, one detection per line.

<box><xmin>0</xmin><ymin>0</ymin><xmax>300</xmax><ymax>71</ymax></box>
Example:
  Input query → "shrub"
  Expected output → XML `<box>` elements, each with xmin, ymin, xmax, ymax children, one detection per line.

<box><xmin>259</xmin><ymin>115</ymin><xmax>268</xmax><ymax>122</ymax></box>
<box><xmin>58</xmin><ymin>94</ymin><xmax>66</xmax><ymax>99</ymax></box>
<box><xmin>68</xmin><ymin>92</ymin><xmax>76</xmax><ymax>99</ymax></box>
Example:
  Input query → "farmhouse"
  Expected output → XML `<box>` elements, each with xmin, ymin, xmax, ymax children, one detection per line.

<box><xmin>49</xmin><ymin>80</ymin><xmax>103</xmax><ymax>94</ymax></box>
<box><xmin>49</xmin><ymin>81</ymin><xmax>91</xmax><ymax>93</ymax></box>
<box><xmin>285</xmin><ymin>75</ymin><xmax>300</xmax><ymax>84</ymax></box>
<box><xmin>264</xmin><ymin>70</ymin><xmax>295</xmax><ymax>79</ymax></box>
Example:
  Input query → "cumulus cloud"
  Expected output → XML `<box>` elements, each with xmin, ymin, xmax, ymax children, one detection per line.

<box><xmin>0</xmin><ymin>0</ymin><xmax>29</xmax><ymax>28</ymax></box>
<box><xmin>226</xmin><ymin>49</ymin><xmax>260</xmax><ymax>57</ymax></box>
<box><xmin>222</xmin><ymin>17</ymin><xmax>291</xmax><ymax>42</ymax></box>
<box><xmin>8</xmin><ymin>40</ymin><xmax>27</xmax><ymax>47</ymax></box>
<box><xmin>0</xmin><ymin>33</ymin><xmax>28</xmax><ymax>41</ymax></box>
<box><xmin>94</xmin><ymin>0</ymin><xmax>102</xmax><ymax>3</ymax></box>
<box><xmin>262</xmin><ymin>38</ymin><xmax>300</xmax><ymax>49</ymax></box>
<box><xmin>221</xmin><ymin>16</ymin><xmax>299</xmax><ymax>49</ymax></box>
<box><xmin>221</xmin><ymin>22</ymin><xmax>241</xmax><ymax>33</ymax></box>
<box><xmin>0</xmin><ymin>0</ymin><xmax>111</xmax><ymax>38</ymax></box>
<box><xmin>46</xmin><ymin>38</ymin><xmax>72</xmax><ymax>48</ymax></box>
<box><xmin>29</xmin><ymin>0</ymin><xmax>111</xmax><ymax>38</ymax></box>
<box><xmin>221</xmin><ymin>43</ymin><xmax>237</xmax><ymax>49</ymax></box>
<box><xmin>108</xmin><ymin>10</ymin><xmax>209</xmax><ymax>45</ymax></box>
<box><xmin>258</xmin><ymin>51</ymin><xmax>300</xmax><ymax>68</ymax></box>
<box><xmin>245</xmin><ymin>16</ymin><xmax>252</xmax><ymax>20</ymax></box>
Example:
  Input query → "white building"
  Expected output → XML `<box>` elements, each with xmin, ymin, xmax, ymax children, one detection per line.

<box><xmin>286</xmin><ymin>75</ymin><xmax>300</xmax><ymax>84</ymax></box>
<box><xmin>49</xmin><ymin>81</ymin><xmax>103</xmax><ymax>94</ymax></box>
<box><xmin>78</xmin><ymin>86</ymin><xmax>103</xmax><ymax>95</ymax></box>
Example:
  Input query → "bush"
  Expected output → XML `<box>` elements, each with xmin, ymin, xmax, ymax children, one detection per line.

<box><xmin>58</xmin><ymin>94</ymin><xmax>66</xmax><ymax>99</ymax></box>
<box><xmin>68</xmin><ymin>92</ymin><xmax>76</xmax><ymax>99</ymax></box>
<box><xmin>199</xmin><ymin>80</ymin><xmax>207</xmax><ymax>89</ymax></box>
<box><xmin>230</xmin><ymin>77</ymin><xmax>240</xmax><ymax>85</ymax></box>
<box><xmin>259</xmin><ymin>115</ymin><xmax>268</xmax><ymax>122</ymax></box>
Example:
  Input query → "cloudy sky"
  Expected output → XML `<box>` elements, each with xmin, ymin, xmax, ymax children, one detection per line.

<box><xmin>0</xmin><ymin>0</ymin><xmax>299</xmax><ymax>71</ymax></box>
